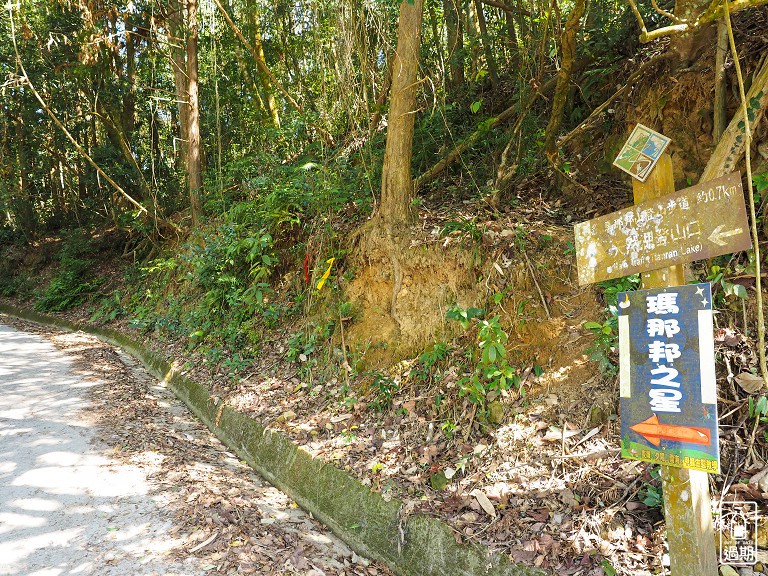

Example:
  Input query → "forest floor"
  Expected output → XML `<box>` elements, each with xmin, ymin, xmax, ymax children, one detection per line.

<box><xmin>5</xmin><ymin>193</ymin><xmax>768</xmax><ymax>576</ymax></box>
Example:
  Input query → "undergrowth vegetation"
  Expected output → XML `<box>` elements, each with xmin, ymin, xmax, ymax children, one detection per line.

<box><xmin>35</xmin><ymin>231</ymin><xmax>102</xmax><ymax>312</ymax></box>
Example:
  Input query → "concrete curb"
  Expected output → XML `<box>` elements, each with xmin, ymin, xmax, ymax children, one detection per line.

<box><xmin>0</xmin><ymin>303</ymin><xmax>549</xmax><ymax>576</ymax></box>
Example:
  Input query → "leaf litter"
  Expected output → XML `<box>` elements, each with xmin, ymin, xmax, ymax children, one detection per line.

<box><xmin>2</xmin><ymin>315</ymin><xmax>391</xmax><ymax>576</ymax></box>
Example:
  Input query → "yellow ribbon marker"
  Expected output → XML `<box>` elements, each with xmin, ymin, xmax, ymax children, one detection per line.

<box><xmin>316</xmin><ymin>257</ymin><xmax>335</xmax><ymax>290</ymax></box>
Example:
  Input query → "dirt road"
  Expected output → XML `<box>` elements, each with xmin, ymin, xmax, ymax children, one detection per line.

<box><xmin>0</xmin><ymin>320</ymin><xmax>388</xmax><ymax>576</ymax></box>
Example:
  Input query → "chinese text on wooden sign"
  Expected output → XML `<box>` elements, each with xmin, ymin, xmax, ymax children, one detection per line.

<box><xmin>574</xmin><ymin>171</ymin><xmax>751</xmax><ymax>286</ymax></box>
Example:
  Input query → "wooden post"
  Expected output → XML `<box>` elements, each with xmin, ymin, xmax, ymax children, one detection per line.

<box><xmin>632</xmin><ymin>152</ymin><xmax>718</xmax><ymax>576</ymax></box>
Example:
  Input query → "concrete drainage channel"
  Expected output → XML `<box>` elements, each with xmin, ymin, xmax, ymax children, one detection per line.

<box><xmin>0</xmin><ymin>303</ymin><xmax>548</xmax><ymax>576</ymax></box>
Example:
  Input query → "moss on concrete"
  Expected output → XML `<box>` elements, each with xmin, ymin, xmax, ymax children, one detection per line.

<box><xmin>0</xmin><ymin>302</ymin><xmax>549</xmax><ymax>576</ymax></box>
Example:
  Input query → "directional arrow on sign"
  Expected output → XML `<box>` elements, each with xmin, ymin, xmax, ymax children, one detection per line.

<box><xmin>630</xmin><ymin>415</ymin><xmax>711</xmax><ymax>447</ymax></box>
<box><xmin>708</xmin><ymin>224</ymin><xmax>744</xmax><ymax>246</ymax></box>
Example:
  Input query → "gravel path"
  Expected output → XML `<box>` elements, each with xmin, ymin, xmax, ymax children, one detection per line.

<box><xmin>0</xmin><ymin>320</ymin><xmax>388</xmax><ymax>576</ymax></box>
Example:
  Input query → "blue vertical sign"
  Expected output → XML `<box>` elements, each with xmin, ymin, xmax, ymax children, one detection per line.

<box><xmin>618</xmin><ymin>283</ymin><xmax>719</xmax><ymax>473</ymax></box>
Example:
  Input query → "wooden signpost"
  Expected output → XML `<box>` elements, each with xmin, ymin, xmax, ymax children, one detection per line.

<box><xmin>631</xmin><ymin>155</ymin><xmax>719</xmax><ymax>576</ymax></box>
<box><xmin>575</xmin><ymin>128</ymin><xmax>754</xmax><ymax>576</ymax></box>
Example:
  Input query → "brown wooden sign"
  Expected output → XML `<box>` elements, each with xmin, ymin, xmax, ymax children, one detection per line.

<box><xmin>575</xmin><ymin>171</ymin><xmax>752</xmax><ymax>286</ymax></box>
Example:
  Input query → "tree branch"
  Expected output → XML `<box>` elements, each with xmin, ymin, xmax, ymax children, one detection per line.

<box><xmin>559</xmin><ymin>52</ymin><xmax>671</xmax><ymax>148</ymax></box>
<box><xmin>650</xmin><ymin>0</ymin><xmax>680</xmax><ymax>23</ymax></box>
<box><xmin>414</xmin><ymin>76</ymin><xmax>558</xmax><ymax>190</ymax></box>
<box><xmin>631</xmin><ymin>0</ymin><xmax>768</xmax><ymax>43</ymax></box>
<box><xmin>722</xmin><ymin>0</ymin><xmax>768</xmax><ymax>390</ymax></box>
<box><xmin>477</xmin><ymin>0</ymin><xmax>531</xmax><ymax>17</ymax></box>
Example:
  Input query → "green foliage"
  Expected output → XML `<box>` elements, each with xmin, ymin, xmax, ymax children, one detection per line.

<box><xmin>35</xmin><ymin>231</ymin><xmax>102</xmax><ymax>312</ymax></box>
<box><xmin>600</xmin><ymin>559</ymin><xmax>617</xmax><ymax>576</ymax></box>
<box><xmin>221</xmin><ymin>352</ymin><xmax>253</xmax><ymax>382</ymax></box>
<box><xmin>583</xmin><ymin>274</ymin><xmax>641</xmax><ymax>374</ymax></box>
<box><xmin>439</xmin><ymin>218</ymin><xmax>486</xmax><ymax>245</ymax></box>
<box><xmin>583</xmin><ymin>319</ymin><xmax>619</xmax><ymax>376</ymax></box>
<box><xmin>287</xmin><ymin>328</ymin><xmax>318</xmax><ymax>363</ymax></box>
<box><xmin>748</xmin><ymin>395</ymin><xmax>768</xmax><ymax>423</ymax></box>
<box><xmin>639</xmin><ymin>466</ymin><xmax>663</xmax><ymax>509</ymax></box>
<box><xmin>754</xmin><ymin>172</ymin><xmax>768</xmax><ymax>195</ymax></box>
<box><xmin>411</xmin><ymin>341</ymin><xmax>450</xmax><ymax>385</ymax></box>
<box><xmin>89</xmin><ymin>291</ymin><xmax>126</xmax><ymax>324</ymax></box>
<box><xmin>367</xmin><ymin>371</ymin><xmax>399</xmax><ymax>412</ymax></box>
<box><xmin>445</xmin><ymin>304</ymin><xmax>484</xmax><ymax>330</ymax></box>
<box><xmin>0</xmin><ymin>274</ymin><xmax>26</xmax><ymax>297</ymax></box>
<box><xmin>599</xmin><ymin>274</ymin><xmax>641</xmax><ymax>309</ymax></box>
<box><xmin>448</xmin><ymin>307</ymin><xmax>520</xmax><ymax>421</ymax></box>
<box><xmin>707</xmin><ymin>264</ymin><xmax>748</xmax><ymax>306</ymax></box>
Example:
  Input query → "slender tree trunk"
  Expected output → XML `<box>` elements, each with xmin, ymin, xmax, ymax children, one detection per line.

<box><xmin>473</xmin><ymin>0</ymin><xmax>499</xmax><ymax>86</ymax></box>
<box><xmin>368</xmin><ymin>53</ymin><xmax>393</xmax><ymax>139</ymax></box>
<box><xmin>444</xmin><ymin>0</ymin><xmax>463</xmax><ymax>90</ymax></box>
<box><xmin>428</xmin><ymin>3</ymin><xmax>444</xmax><ymax>84</ymax></box>
<box><xmin>187</xmin><ymin>0</ymin><xmax>203</xmax><ymax>224</ymax></box>
<box><xmin>122</xmin><ymin>16</ymin><xmax>137</xmax><ymax>137</ymax></box>
<box><xmin>713</xmin><ymin>19</ymin><xmax>728</xmax><ymax>140</ymax></box>
<box><xmin>14</xmin><ymin>116</ymin><xmax>35</xmax><ymax>239</ymax></box>
<box><xmin>246</xmin><ymin>1</ymin><xmax>280</xmax><ymax>127</ymax></box>
<box><xmin>378</xmin><ymin>0</ymin><xmax>424</xmax><ymax>227</ymax></box>
<box><xmin>466</xmin><ymin>1</ymin><xmax>482</xmax><ymax>80</ymax></box>
<box><xmin>232</xmin><ymin>42</ymin><xmax>268</xmax><ymax>112</ymax></box>
<box><xmin>543</xmin><ymin>0</ymin><xmax>585</xmax><ymax>157</ymax></box>
<box><xmin>169</xmin><ymin>0</ymin><xmax>189</xmax><ymax>178</ymax></box>
<box><xmin>505</xmin><ymin>8</ymin><xmax>518</xmax><ymax>58</ymax></box>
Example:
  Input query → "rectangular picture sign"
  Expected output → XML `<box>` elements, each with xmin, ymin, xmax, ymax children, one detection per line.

<box><xmin>613</xmin><ymin>123</ymin><xmax>671</xmax><ymax>181</ymax></box>
<box><xmin>618</xmin><ymin>283</ymin><xmax>719</xmax><ymax>473</ymax></box>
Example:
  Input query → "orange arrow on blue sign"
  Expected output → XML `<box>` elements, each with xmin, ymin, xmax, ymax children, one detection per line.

<box><xmin>630</xmin><ymin>414</ymin><xmax>711</xmax><ymax>447</ymax></box>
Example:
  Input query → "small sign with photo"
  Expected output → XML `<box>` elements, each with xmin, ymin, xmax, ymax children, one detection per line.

<box><xmin>613</xmin><ymin>124</ymin><xmax>671</xmax><ymax>182</ymax></box>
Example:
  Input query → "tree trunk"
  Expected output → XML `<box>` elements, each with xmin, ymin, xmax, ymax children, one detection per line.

<box><xmin>368</xmin><ymin>53</ymin><xmax>393</xmax><ymax>139</ymax></box>
<box><xmin>543</xmin><ymin>0</ymin><xmax>585</xmax><ymax>157</ymax></box>
<box><xmin>95</xmin><ymin>99</ymin><xmax>153</xmax><ymax>201</ymax></box>
<box><xmin>246</xmin><ymin>1</ymin><xmax>280</xmax><ymax>127</ymax></box>
<box><xmin>473</xmin><ymin>0</ymin><xmax>499</xmax><ymax>86</ymax></box>
<box><xmin>444</xmin><ymin>0</ymin><xmax>463</xmax><ymax>91</ymax></box>
<box><xmin>169</xmin><ymin>0</ymin><xmax>189</xmax><ymax>177</ymax></box>
<box><xmin>122</xmin><ymin>15</ymin><xmax>137</xmax><ymax>137</ymax></box>
<box><xmin>232</xmin><ymin>42</ymin><xmax>268</xmax><ymax>113</ymax></box>
<box><xmin>713</xmin><ymin>19</ymin><xmax>728</xmax><ymax>141</ymax></box>
<box><xmin>427</xmin><ymin>3</ymin><xmax>444</xmax><ymax>82</ymax></box>
<box><xmin>466</xmin><ymin>0</ymin><xmax>482</xmax><ymax>81</ymax></box>
<box><xmin>505</xmin><ymin>8</ymin><xmax>518</xmax><ymax>59</ymax></box>
<box><xmin>377</xmin><ymin>0</ymin><xmax>424</xmax><ymax>227</ymax></box>
<box><xmin>187</xmin><ymin>0</ymin><xmax>203</xmax><ymax>225</ymax></box>
<box><xmin>701</xmin><ymin>54</ymin><xmax>768</xmax><ymax>182</ymax></box>
<box><xmin>14</xmin><ymin>116</ymin><xmax>35</xmax><ymax>239</ymax></box>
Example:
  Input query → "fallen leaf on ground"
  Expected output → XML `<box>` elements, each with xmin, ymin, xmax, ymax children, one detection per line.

<box><xmin>735</xmin><ymin>372</ymin><xmax>765</xmax><ymax>393</ymax></box>
<box><xmin>470</xmin><ymin>489</ymin><xmax>496</xmax><ymax>518</ymax></box>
